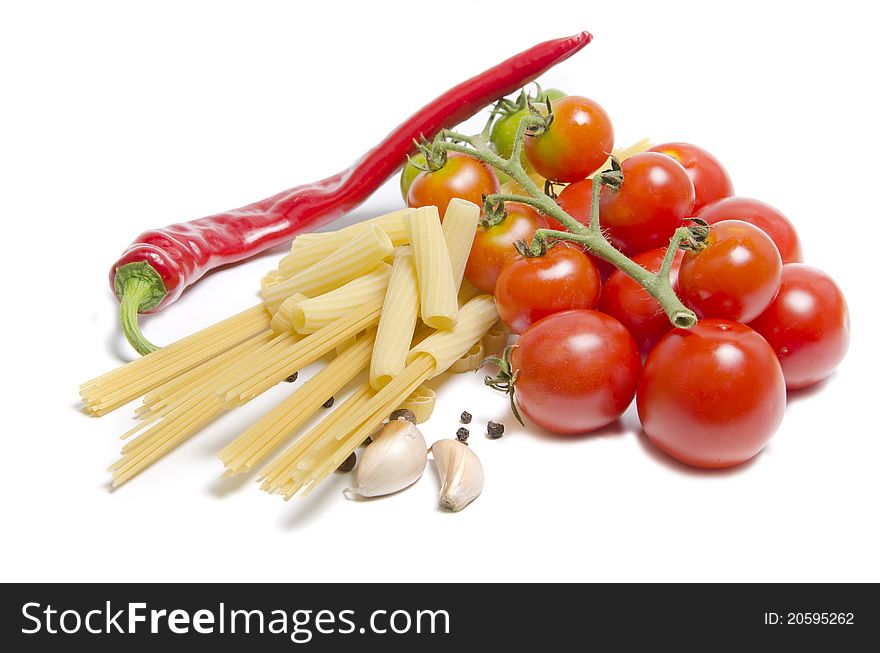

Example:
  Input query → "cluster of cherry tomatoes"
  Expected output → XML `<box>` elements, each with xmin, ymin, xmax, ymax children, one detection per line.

<box><xmin>400</xmin><ymin>92</ymin><xmax>850</xmax><ymax>470</ymax></box>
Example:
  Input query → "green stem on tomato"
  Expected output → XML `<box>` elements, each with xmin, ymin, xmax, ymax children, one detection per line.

<box><xmin>435</xmin><ymin>115</ymin><xmax>698</xmax><ymax>330</ymax></box>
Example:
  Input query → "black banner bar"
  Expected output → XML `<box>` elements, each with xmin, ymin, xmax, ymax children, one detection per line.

<box><xmin>2</xmin><ymin>583</ymin><xmax>877</xmax><ymax>650</ymax></box>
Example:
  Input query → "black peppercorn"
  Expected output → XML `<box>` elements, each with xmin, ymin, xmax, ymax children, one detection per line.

<box><xmin>459</xmin><ymin>411</ymin><xmax>472</xmax><ymax>424</ymax></box>
<box><xmin>389</xmin><ymin>408</ymin><xmax>417</xmax><ymax>424</ymax></box>
<box><xmin>323</xmin><ymin>397</ymin><xmax>335</xmax><ymax>408</ymax></box>
<box><xmin>487</xmin><ymin>421</ymin><xmax>504</xmax><ymax>439</ymax></box>
<box><xmin>284</xmin><ymin>372</ymin><xmax>299</xmax><ymax>383</ymax></box>
<box><xmin>456</xmin><ymin>427</ymin><xmax>469</xmax><ymax>443</ymax></box>
<box><xmin>337</xmin><ymin>451</ymin><xmax>356</xmax><ymax>473</ymax></box>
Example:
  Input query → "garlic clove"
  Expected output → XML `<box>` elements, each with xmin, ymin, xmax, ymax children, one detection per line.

<box><xmin>431</xmin><ymin>439</ymin><xmax>484</xmax><ymax>512</ymax></box>
<box><xmin>345</xmin><ymin>418</ymin><xmax>427</xmax><ymax>498</ymax></box>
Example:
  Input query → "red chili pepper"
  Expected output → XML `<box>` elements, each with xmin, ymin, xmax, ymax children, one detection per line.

<box><xmin>112</xmin><ymin>32</ymin><xmax>592</xmax><ymax>354</ymax></box>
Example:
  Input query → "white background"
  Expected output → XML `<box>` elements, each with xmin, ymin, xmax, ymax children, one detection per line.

<box><xmin>2</xmin><ymin>0</ymin><xmax>878</xmax><ymax>583</ymax></box>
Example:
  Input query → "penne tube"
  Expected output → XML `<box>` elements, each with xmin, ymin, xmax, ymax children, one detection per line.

<box><xmin>262</xmin><ymin>225</ymin><xmax>393</xmax><ymax>313</ymax></box>
<box><xmin>288</xmin><ymin>264</ymin><xmax>391</xmax><ymax>334</ymax></box>
<box><xmin>482</xmin><ymin>319</ymin><xmax>511</xmax><ymax>356</ymax></box>
<box><xmin>406</xmin><ymin>206</ymin><xmax>459</xmax><ymax>329</ymax></box>
<box><xmin>407</xmin><ymin>294</ymin><xmax>499</xmax><ymax>377</ymax></box>
<box><xmin>397</xmin><ymin>384</ymin><xmax>436</xmax><ymax>423</ymax></box>
<box><xmin>271</xmin><ymin>293</ymin><xmax>308</xmax><ymax>334</ymax></box>
<box><xmin>449</xmin><ymin>340</ymin><xmax>484</xmax><ymax>373</ymax></box>
<box><xmin>278</xmin><ymin>208</ymin><xmax>413</xmax><ymax>277</ymax></box>
<box><xmin>369</xmin><ymin>247</ymin><xmax>420</xmax><ymax>390</ymax></box>
<box><xmin>261</xmin><ymin>269</ymin><xmax>286</xmax><ymax>294</ymax></box>
<box><xmin>441</xmin><ymin>198</ymin><xmax>481</xmax><ymax>293</ymax></box>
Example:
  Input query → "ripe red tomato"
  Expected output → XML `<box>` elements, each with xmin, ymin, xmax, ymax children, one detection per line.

<box><xmin>511</xmin><ymin>310</ymin><xmax>641</xmax><ymax>434</ymax></box>
<box><xmin>494</xmin><ymin>243</ymin><xmax>601</xmax><ymax>334</ymax></box>
<box><xmin>637</xmin><ymin>319</ymin><xmax>786</xmax><ymax>469</ymax></box>
<box><xmin>649</xmin><ymin>142</ymin><xmax>734</xmax><ymax>212</ymax></box>
<box><xmin>524</xmin><ymin>96</ymin><xmax>614</xmax><ymax>183</ymax></box>
<box><xmin>678</xmin><ymin>220</ymin><xmax>782</xmax><ymax>322</ymax></box>
<box><xmin>407</xmin><ymin>152</ymin><xmax>499</xmax><ymax>218</ymax></box>
<box><xmin>598</xmin><ymin>247</ymin><xmax>684</xmax><ymax>355</ymax></box>
<box><xmin>598</xmin><ymin>152</ymin><xmax>695</xmax><ymax>255</ymax></box>
<box><xmin>748</xmin><ymin>264</ymin><xmax>850</xmax><ymax>390</ymax></box>
<box><xmin>464</xmin><ymin>203</ymin><xmax>548</xmax><ymax>293</ymax></box>
<box><xmin>694</xmin><ymin>197</ymin><xmax>803</xmax><ymax>263</ymax></box>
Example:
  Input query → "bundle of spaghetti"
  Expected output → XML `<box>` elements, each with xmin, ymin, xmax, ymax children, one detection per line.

<box><xmin>218</xmin><ymin>331</ymin><xmax>377</xmax><ymax>476</ymax></box>
<box><xmin>109</xmin><ymin>300</ymin><xmax>383</xmax><ymax>486</ymax></box>
<box><xmin>79</xmin><ymin>305</ymin><xmax>270</xmax><ymax>416</ymax></box>
<box><xmin>260</xmin><ymin>294</ymin><xmax>499</xmax><ymax>499</ymax></box>
<box><xmin>219</xmin><ymin>298</ymin><xmax>383</xmax><ymax>407</ymax></box>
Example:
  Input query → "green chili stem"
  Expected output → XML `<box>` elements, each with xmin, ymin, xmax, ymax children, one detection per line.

<box><xmin>118</xmin><ymin>278</ymin><xmax>160</xmax><ymax>356</ymax></box>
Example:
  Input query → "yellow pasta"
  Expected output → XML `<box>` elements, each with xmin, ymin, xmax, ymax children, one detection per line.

<box><xmin>219</xmin><ymin>332</ymin><xmax>376</xmax><ymax>475</ymax></box>
<box><xmin>79</xmin><ymin>305</ymin><xmax>270</xmax><ymax>416</ymax></box>
<box><xmin>261</xmin><ymin>269</ymin><xmax>286</xmax><ymax>294</ymax></box>
<box><xmin>278</xmin><ymin>208</ymin><xmax>412</xmax><ymax>277</ymax></box>
<box><xmin>407</xmin><ymin>294</ymin><xmax>498</xmax><ymax>377</ymax></box>
<box><xmin>406</xmin><ymin>206</ymin><xmax>458</xmax><ymax>329</ymax></box>
<box><xmin>397</xmin><ymin>384</ymin><xmax>436</xmax><ymax>423</ymax></box>
<box><xmin>369</xmin><ymin>247</ymin><xmax>420</xmax><ymax>390</ymax></box>
<box><xmin>270</xmin><ymin>292</ymin><xmax>308</xmax><ymax>334</ymax></box>
<box><xmin>287</xmin><ymin>264</ymin><xmax>391</xmax><ymax>334</ymax></box>
<box><xmin>262</xmin><ymin>225</ymin><xmax>393</xmax><ymax>313</ymax></box>
<box><xmin>483</xmin><ymin>319</ymin><xmax>511</xmax><ymax>356</ymax></box>
<box><xmin>441</xmin><ymin>198</ymin><xmax>480</xmax><ymax>293</ymax></box>
<box><xmin>449</xmin><ymin>340</ymin><xmax>484</xmax><ymax>373</ymax></box>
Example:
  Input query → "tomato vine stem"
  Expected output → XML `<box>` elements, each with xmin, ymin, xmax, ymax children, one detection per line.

<box><xmin>434</xmin><ymin>112</ymin><xmax>697</xmax><ymax>329</ymax></box>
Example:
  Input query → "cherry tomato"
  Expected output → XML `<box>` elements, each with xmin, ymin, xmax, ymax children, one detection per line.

<box><xmin>748</xmin><ymin>264</ymin><xmax>850</xmax><ymax>390</ymax></box>
<box><xmin>598</xmin><ymin>152</ymin><xmax>695</xmax><ymax>255</ymax></box>
<box><xmin>494</xmin><ymin>243</ymin><xmax>601</xmax><ymax>334</ymax></box>
<box><xmin>555</xmin><ymin>178</ymin><xmax>619</xmax><ymax>280</ymax></box>
<box><xmin>694</xmin><ymin>197</ymin><xmax>803</xmax><ymax>264</ymax></box>
<box><xmin>407</xmin><ymin>152</ymin><xmax>499</xmax><ymax>218</ymax></box>
<box><xmin>464</xmin><ymin>203</ymin><xmax>548</xmax><ymax>293</ymax></box>
<box><xmin>399</xmin><ymin>152</ymin><xmax>427</xmax><ymax>201</ymax></box>
<box><xmin>649</xmin><ymin>142</ymin><xmax>734</xmax><ymax>212</ymax></box>
<box><xmin>598</xmin><ymin>247</ymin><xmax>684</xmax><ymax>355</ymax></box>
<box><xmin>678</xmin><ymin>220</ymin><xmax>782</xmax><ymax>322</ymax></box>
<box><xmin>637</xmin><ymin>319</ymin><xmax>786</xmax><ymax>469</ymax></box>
<box><xmin>524</xmin><ymin>95</ymin><xmax>614</xmax><ymax>183</ymax></box>
<box><xmin>490</xmin><ymin>107</ymin><xmax>534</xmax><ymax>172</ymax></box>
<box><xmin>511</xmin><ymin>309</ymin><xmax>642</xmax><ymax>434</ymax></box>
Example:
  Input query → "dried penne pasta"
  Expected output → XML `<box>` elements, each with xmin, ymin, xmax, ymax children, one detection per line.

<box><xmin>287</xmin><ymin>264</ymin><xmax>391</xmax><ymax>334</ymax></box>
<box><xmin>482</xmin><ymin>319</ymin><xmax>511</xmax><ymax>356</ymax></box>
<box><xmin>261</xmin><ymin>269</ymin><xmax>286</xmax><ymax>294</ymax></box>
<box><xmin>441</xmin><ymin>198</ymin><xmax>481</xmax><ymax>293</ymax></box>
<box><xmin>270</xmin><ymin>293</ymin><xmax>308</xmax><ymax>334</ymax></box>
<box><xmin>278</xmin><ymin>208</ymin><xmax>412</xmax><ymax>276</ymax></box>
<box><xmin>406</xmin><ymin>206</ymin><xmax>458</xmax><ymax>329</ymax></box>
<box><xmin>369</xmin><ymin>247</ymin><xmax>420</xmax><ymax>390</ymax></box>
<box><xmin>262</xmin><ymin>225</ymin><xmax>393</xmax><ymax>313</ymax></box>
<box><xmin>397</xmin><ymin>384</ymin><xmax>436</xmax><ymax>423</ymax></box>
<box><xmin>449</xmin><ymin>340</ymin><xmax>484</xmax><ymax>373</ymax></box>
<box><xmin>407</xmin><ymin>294</ymin><xmax>498</xmax><ymax>377</ymax></box>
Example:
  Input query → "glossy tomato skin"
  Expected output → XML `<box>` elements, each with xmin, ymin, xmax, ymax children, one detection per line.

<box><xmin>555</xmin><ymin>178</ymin><xmax>618</xmax><ymax>280</ymax></box>
<box><xmin>524</xmin><ymin>95</ymin><xmax>614</xmax><ymax>183</ymax></box>
<box><xmin>598</xmin><ymin>247</ymin><xmax>684</xmax><ymax>355</ymax></box>
<box><xmin>494</xmin><ymin>243</ymin><xmax>601</xmax><ymax>334</ymax></box>
<box><xmin>464</xmin><ymin>204</ymin><xmax>548</xmax><ymax>293</ymax></box>
<box><xmin>695</xmin><ymin>197</ymin><xmax>803</xmax><ymax>263</ymax></box>
<box><xmin>598</xmin><ymin>152</ymin><xmax>695</xmax><ymax>255</ymax></box>
<box><xmin>678</xmin><ymin>220</ymin><xmax>782</xmax><ymax>323</ymax></box>
<box><xmin>399</xmin><ymin>152</ymin><xmax>427</xmax><ymax>201</ymax></box>
<box><xmin>637</xmin><ymin>319</ymin><xmax>786</xmax><ymax>468</ymax></box>
<box><xmin>748</xmin><ymin>264</ymin><xmax>850</xmax><ymax>390</ymax></box>
<box><xmin>490</xmin><ymin>107</ymin><xmax>534</xmax><ymax>171</ymax></box>
<box><xmin>512</xmin><ymin>310</ymin><xmax>641</xmax><ymax>434</ymax></box>
<box><xmin>407</xmin><ymin>152</ymin><xmax>499</xmax><ymax>218</ymax></box>
<box><xmin>649</xmin><ymin>142</ymin><xmax>733</xmax><ymax>212</ymax></box>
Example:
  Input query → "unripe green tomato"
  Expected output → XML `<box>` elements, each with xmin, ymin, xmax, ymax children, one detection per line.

<box><xmin>400</xmin><ymin>152</ymin><xmax>428</xmax><ymax>201</ymax></box>
<box><xmin>490</xmin><ymin>108</ymin><xmax>534</xmax><ymax>171</ymax></box>
<box><xmin>538</xmin><ymin>88</ymin><xmax>567</xmax><ymax>102</ymax></box>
